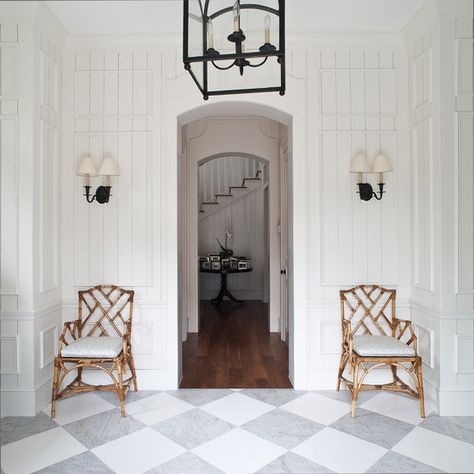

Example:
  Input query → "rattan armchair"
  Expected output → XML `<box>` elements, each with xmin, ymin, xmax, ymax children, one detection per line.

<box><xmin>337</xmin><ymin>284</ymin><xmax>425</xmax><ymax>418</ymax></box>
<box><xmin>51</xmin><ymin>285</ymin><xmax>137</xmax><ymax>417</ymax></box>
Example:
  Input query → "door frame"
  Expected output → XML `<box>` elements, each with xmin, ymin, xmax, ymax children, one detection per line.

<box><xmin>166</xmin><ymin>95</ymin><xmax>307</xmax><ymax>389</ymax></box>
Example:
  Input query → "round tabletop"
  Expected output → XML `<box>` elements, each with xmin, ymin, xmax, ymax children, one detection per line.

<box><xmin>199</xmin><ymin>268</ymin><xmax>252</xmax><ymax>274</ymax></box>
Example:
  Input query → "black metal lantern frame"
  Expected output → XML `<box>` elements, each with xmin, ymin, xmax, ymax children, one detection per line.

<box><xmin>183</xmin><ymin>0</ymin><xmax>285</xmax><ymax>100</ymax></box>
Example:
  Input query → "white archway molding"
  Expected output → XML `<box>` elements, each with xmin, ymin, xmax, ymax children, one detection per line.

<box><xmin>162</xmin><ymin>71</ymin><xmax>308</xmax><ymax>388</ymax></box>
<box><xmin>198</xmin><ymin>152</ymin><xmax>269</xmax><ymax>167</ymax></box>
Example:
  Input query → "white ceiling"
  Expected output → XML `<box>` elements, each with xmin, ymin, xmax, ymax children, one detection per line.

<box><xmin>46</xmin><ymin>0</ymin><xmax>425</xmax><ymax>36</ymax></box>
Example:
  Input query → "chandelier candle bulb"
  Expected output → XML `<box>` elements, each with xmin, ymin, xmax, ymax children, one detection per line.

<box><xmin>264</xmin><ymin>14</ymin><xmax>271</xmax><ymax>43</ymax></box>
<box><xmin>207</xmin><ymin>19</ymin><xmax>214</xmax><ymax>49</ymax></box>
<box><xmin>233</xmin><ymin>1</ymin><xmax>240</xmax><ymax>32</ymax></box>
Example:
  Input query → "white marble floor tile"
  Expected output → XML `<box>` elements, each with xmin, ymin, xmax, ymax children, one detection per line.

<box><xmin>92</xmin><ymin>427</ymin><xmax>186</xmax><ymax>474</ymax></box>
<box><xmin>1</xmin><ymin>427</ymin><xmax>86</xmax><ymax>474</ymax></box>
<box><xmin>192</xmin><ymin>428</ymin><xmax>286</xmax><ymax>474</ymax></box>
<box><xmin>280</xmin><ymin>392</ymin><xmax>350</xmax><ymax>425</ymax></box>
<box><xmin>200</xmin><ymin>392</ymin><xmax>274</xmax><ymax>426</ymax></box>
<box><xmin>293</xmin><ymin>427</ymin><xmax>387</xmax><ymax>473</ymax></box>
<box><xmin>393</xmin><ymin>426</ymin><xmax>474</xmax><ymax>473</ymax></box>
<box><xmin>43</xmin><ymin>393</ymin><xmax>115</xmax><ymax>426</ymax></box>
<box><xmin>360</xmin><ymin>392</ymin><xmax>426</xmax><ymax>425</ymax></box>
<box><xmin>126</xmin><ymin>392</ymin><xmax>194</xmax><ymax>426</ymax></box>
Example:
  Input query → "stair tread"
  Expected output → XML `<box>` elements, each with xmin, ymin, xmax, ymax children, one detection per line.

<box><xmin>202</xmin><ymin>201</ymin><xmax>219</xmax><ymax>205</ymax></box>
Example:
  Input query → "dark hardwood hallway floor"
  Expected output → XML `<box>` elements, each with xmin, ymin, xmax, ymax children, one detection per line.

<box><xmin>180</xmin><ymin>300</ymin><xmax>292</xmax><ymax>388</ymax></box>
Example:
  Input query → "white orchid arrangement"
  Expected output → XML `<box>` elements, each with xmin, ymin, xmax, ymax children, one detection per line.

<box><xmin>217</xmin><ymin>228</ymin><xmax>234</xmax><ymax>258</ymax></box>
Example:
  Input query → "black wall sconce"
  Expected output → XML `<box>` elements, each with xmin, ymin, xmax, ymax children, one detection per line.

<box><xmin>76</xmin><ymin>157</ymin><xmax>120</xmax><ymax>204</ymax></box>
<box><xmin>350</xmin><ymin>154</ymin><xmax>393</xmax><ymax>201</ymax></box>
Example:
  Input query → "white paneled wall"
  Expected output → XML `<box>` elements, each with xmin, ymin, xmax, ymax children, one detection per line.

<box><xmin>405</xmin><ymin>0</ymin><xmax>474</xmax><ymax>414</ymax></box>
<box><xmin>306</xmin><ymin>45</ymin><xmax>411</xmax><ymax>387</ymax></box>
<box><xmin>0</xmin><ymin>23</ymin><xmax>19</xmax><ymax>311</ymax></box>
<box><xmin>316</xmin><ymin>49</ymin><xmax>399</xmax><ymax>288</ymax></box>
<box><xmin>0</xmin><ymin>2</ymin><xmax>66</xmax><ymax>416</ymax></box>
<box><xmin>61</xmin><ymin>49</ymin><xmax>164</xmax><ymax>386</ymax></box>
<box><xmin>198</xmin><ymin>157</ymin><xmax>265</xmax><ymax>300</ymax></box>
<box><xmin>71</xmin><ymin>51</ymin><xmax>153</xmax><ymax>288</ymax></box>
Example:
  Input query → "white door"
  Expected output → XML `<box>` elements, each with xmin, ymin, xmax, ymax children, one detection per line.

<box><xmin>279</xmin><ymin>145</ymin><xmax>289</xmax><ymax>342</ymax></box>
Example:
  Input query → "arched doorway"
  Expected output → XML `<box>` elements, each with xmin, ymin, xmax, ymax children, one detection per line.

<box><xmin>177</xmin><ymin>107</ymin><xmax>292</xmax><ymax>387</ymax></box>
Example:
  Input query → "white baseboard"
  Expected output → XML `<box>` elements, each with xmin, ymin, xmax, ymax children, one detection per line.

<box><xmin>439</xmin><ymin>390</ymin><xmax>474</xmax><ymax>415</ymax></box>
<box><xmin>1</xmin><ymin>377</ymin><xmax>53</xmax><ymax>417</ymax></box>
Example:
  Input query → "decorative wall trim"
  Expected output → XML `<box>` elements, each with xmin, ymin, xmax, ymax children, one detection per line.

<box><xmin>413</xmin><ymin>322</ymin><xmax>435</xmax><ymax>368</ymax></box>
<box><xmin>0</xmin><ymin>302</ymin><xmax>62</xmax><ymax>321</ymax></box>
<box><xmin>411</xmin><ymin>301</ymin><xmax>474</xmax><ymax>320</ymax></box>
<box><xmin>39</xmin><ymin>324</ymin><xmax>58</xmax><ymax>368</ymax></box>
<box><xmin>0</xmin><ymin>335</ymin><xmax>20</xmax><ymax>374</ymax></box>
<box><xmin>319</xmin><ymin>322</ymin><xmax>341</xmax><ymax>355</ymax></box>
<box><xmin>455</xmin><ymin>335</ymin><xmax>474</xmax><ymax>374</ymax></box>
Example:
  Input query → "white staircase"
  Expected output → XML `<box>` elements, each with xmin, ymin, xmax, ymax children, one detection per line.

<box><xmin>199</xmin><ymin>170</ymin><xmax>262</xmax><ymax>220</ymax></box>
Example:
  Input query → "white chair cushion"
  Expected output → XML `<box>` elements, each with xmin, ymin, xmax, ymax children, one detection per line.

<box><xmin>61</xmin><ymin>336</ymin><xmax>123</xmax><ymax>358</ymax></box>
<box><xmin>352</xmin><ymin>335</ymin><xmax>415</xmax><ymax>357</ymax></box>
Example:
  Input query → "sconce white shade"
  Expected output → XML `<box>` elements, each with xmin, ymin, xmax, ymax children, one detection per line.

<box><xmin>76</xmin><ymin>157</ymin><xmax>98</xmax><ymax>176</ymax></box>
<box><xmin>98</xmin><ymin>157</ymin><xmax>120</xmax><ymax>176</ymax></box>
<box><xmin>372</xmin><ymin>154</ymin><xmax>393</xmax><ymax>173</ymax></box>
<box><xmin>349</xmin><ymin>154</ymin><xmax>371</xmax><ymax>173</ymax></box>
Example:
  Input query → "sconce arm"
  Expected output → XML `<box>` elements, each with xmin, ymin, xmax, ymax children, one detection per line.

<box><xmin>372</xmin><ymin>183</ymin><xmax>385</xmax><ymax>201</ymax></box>
<box><xmin>83</xmin><ymin>186</ymin><xmax>96</xmax><ymax>203</ymax></box>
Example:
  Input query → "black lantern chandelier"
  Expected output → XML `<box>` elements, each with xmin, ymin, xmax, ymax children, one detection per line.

<box><xmin>183</xmin><ymin>0</ymin><xmax>285</xmax><ymax>100</ymax></box>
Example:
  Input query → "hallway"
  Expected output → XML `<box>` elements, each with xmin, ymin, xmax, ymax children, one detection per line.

<box><xmin>181</xmin><ymin>301</ymin><xmax>291</xmax><ymax>388</ymax></box>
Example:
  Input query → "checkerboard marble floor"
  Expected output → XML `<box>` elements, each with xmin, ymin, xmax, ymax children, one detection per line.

<box><xmin>2</xmin><ymin>389</ymin><xmax>474</xmax><ymax>473</ymax></box>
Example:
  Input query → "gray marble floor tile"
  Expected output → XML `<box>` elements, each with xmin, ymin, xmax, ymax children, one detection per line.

<box><xmin>153</xmin><ymin>408</ymin><xmax>234</xmax><ymax>449</ymax></box>
<box><xmin>63</xmin><ymin>408</ymin><xmax>146</xmax><ymax>448</ymax></box>
<box><xmin>419</xmin><ymin>415</ymin><xmax>474</xmax><ymax>445</ymax></box>
<box><xmin>146</xmin><ymin>452</ymin><xmax>224</xmax><ymax>473</ymax></box>
<box><xmin>315</xmin><ymin>390</ymin><xmax>378</xmax><ymax>405</ymax></box>
<box><xmin>241</xmin><ymin>389</ymin><xmax>307</xmax><ymax>407</ymax></box>
<box><xmin>95</xmin><ymin>389</ymin><xmax>159</xmax><ymax>406</ymax></box>
<box><xmin>34</xmin><ymin>450</ymin><xmax>113</xmax><ymax>473</ymax></box>
<box><xmin>166</xmin><ymin>389</ymin><xmax>233</xmax><ymax>406</ymax></box>
<box><xmin>330</xmin><ymin>408</ymin><xmax>415</xmax><ymax>449</ymax></box>
<box><xmin>257</xmin><ymin>452</ymin><xmax>333</xmax><ymax>473</ymax></box>
<box><xmin>1</xmin><ymin>412</ymin><xmax>58</xmax><ymax>446</ymax></box>
<box><xmin>242</xmin><ymin>408</ymin><xmax>325</xmax><ymax>449</ymax></box>
<box><xmin>366</xmin><ymin>451</ymin><xmax>443</xmax><ymax>473</ymax></box>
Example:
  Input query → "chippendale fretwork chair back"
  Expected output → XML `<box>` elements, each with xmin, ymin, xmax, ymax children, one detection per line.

<box><xmin>51</xmin><ymin>285</ymin><xmax>138</xmax><ymax>418</ymax></box>
<box><xmin>337</xmin><ymin>284</ymin><xmax>425</xmax><ymax>418</ymax></box>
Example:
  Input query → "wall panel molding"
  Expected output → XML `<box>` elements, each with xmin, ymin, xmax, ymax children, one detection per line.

<box><xmin>39</xmin><ymin>324</ymin><xmax>57</xmax><ymax>369</ymax></box>
<box><xmin>0</xmin><ymin>335</ymin><xmax>20</xmax><ymax>374</ymax></box>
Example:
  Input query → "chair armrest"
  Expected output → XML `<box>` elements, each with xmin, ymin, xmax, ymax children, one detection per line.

<box><xmin>57</xmin><ymin>320</ymin><xmax>80</xmax><ymax>355</ymax></box>
<box><xmin>342</xmin><ymin>320</ymin><xmax>353</xmax><ymax>353</ymax></box>
<box><xmin>394</xmin><ymin>318</ymin><xmax>417</xmax><ymax>352</ymax></box>
<box><xmin>122</xmin><ymin>320</ymin><xmax>132</xmax><ymax>357</ymax></box>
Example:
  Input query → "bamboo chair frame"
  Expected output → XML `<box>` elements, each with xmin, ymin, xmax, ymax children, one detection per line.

<box><xmin>337</xmin><ymin>284</ymin><xmax>425</xmax><ymax>418</ymax></box>
<box><xmin>51</xmin><ymin>285</ymin><xmax>137</xmax><ymax>418</ymax></box>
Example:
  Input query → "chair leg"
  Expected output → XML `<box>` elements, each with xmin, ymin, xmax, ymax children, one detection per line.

<box><xmin>117</xmin><ymin>360</ymin><xmax>126</xmax><ymax>417</ymax></box>
<box><xmin>336</xmin><ymin>352</ymin><xmax>347</xmax><ymax>391</ymax></box>
<box><xmin>416</xmin><ymin>360</ymin><xmax>425</xmax><ymax>418</ymax></box>
<box><xmin>351</xmin><ymin>362</ymin><xmax>360</xmax><ymax>418</ymax></box>
<box><xmin>128</xmin><ymin>353</ymin><xmax>138</xmax><ymax>392</ymax></box>
<box><xmin>51</xmin><ymin>359</ymin><xmax>60</xmax><ymax>418</ymax></box>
